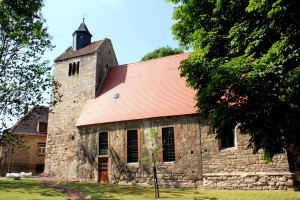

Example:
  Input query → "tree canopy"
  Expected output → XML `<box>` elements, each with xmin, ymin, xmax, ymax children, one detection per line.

<box><xmin>141</xmin><ymin>45</ymin><xmax>183</xmax><ymax>61</ymax></box>
<box><xmin>0</xmin><ymin>0</ymin><xmax>57</xmax><ymax>137</ymax></box>
<box><xmin>167</xmin><ymin>0</ymin><xmax>300</xmax><ymax>160</ymax></box>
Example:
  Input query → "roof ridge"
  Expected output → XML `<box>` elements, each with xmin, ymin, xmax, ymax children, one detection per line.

<box><xmin>94</xmin><ymin>39</ymin><xmax>105</xmax><ymax>53</ymax></box>
<box><xmin>55</xmin><ymin>40</ymin><xmax>104</xmax><ymax>62</ymax></box>
<box><xmin>111</xmin><ymin>52</ymin><xmax>191</xmax><ymax>68</ymax></box>
<box><xmin>54</xmin><ymin>46</ymin><xmax>72</xmax><ymax>62</ymax></box>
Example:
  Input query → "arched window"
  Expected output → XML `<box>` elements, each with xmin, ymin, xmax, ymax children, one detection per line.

<box><xmin>68</xmin><ymin>61</ymin><xmax>80</xmax><ymax>76</ymax></box>
<box><xmin>76</xmin><ymin>61</ymin><xmax>80</xmax><ymax>75</ymax></box>
<box><xmin>68</xmin><ymin>63</ymin><xmax>72</xmax><ymax>76</ymax></box>
<box><xmin>72</xmin><ymin>62</ymin><xmax>76</xmax><ymax>75</ymax></box>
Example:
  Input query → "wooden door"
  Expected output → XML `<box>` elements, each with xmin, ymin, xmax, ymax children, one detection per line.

<box><xmin>98</xmin><ymin>158</ymin><xmax>109</xmax><ymax>183</ymax></box>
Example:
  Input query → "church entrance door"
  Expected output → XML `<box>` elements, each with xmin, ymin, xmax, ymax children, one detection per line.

<box><xmin>98</xmin><ymin>158</ymin><xmax>109</xmax><ymax>183</ymax></box>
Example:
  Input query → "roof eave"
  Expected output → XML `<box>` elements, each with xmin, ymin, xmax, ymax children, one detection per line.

<box><xmin>55</xmin><ymin>51</ymin><xmax>96</xmax><ymax>62</ymax></box>
<box><xmin>75</xmin><ymin>113</ymin><xmax>198</xmax><ymax>127</ymax></box>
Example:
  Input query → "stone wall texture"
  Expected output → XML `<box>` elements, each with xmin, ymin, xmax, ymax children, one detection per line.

<box><xmin>200</xmin><ymin>120</ymin><xmax>296</xmax><ymax>190</ymax></box>
<box><xmin>74</xmin><ymin>116</ymin><xmax>298</xmax><ymax>190</ymax></box>
<box><xmin>44</xmin><ymin>39</ymin><xmax>118</xmax><ymax>179</ymax></box>
<box><xmin>287</xmin><ymin>146</ymin><xmax>300</xmax><ymax>186</ymax></box>
<box><xmin>78</xmin><ymin>115</ymin><xmax>203</xmax><ymax>188</ymax></box>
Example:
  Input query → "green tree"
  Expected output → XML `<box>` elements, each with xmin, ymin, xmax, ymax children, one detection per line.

<box><xmin>141</xmin><ymin>45</ymin><xmax>183</xmax><ymax>61</ymax></box>
<box><xmin>141</xmin><ymin>128</ymin><xmax>161</xmax><ymax>198</ymax></box>
<box><xmin>0</xmin><ymin>0</ymin><xmax>58</xmax><ymax>137</ymax></box>
<box><xmin>167</xmin><ymin>0</ymin><xmax>300</xmax><ymax>160</ymax></box>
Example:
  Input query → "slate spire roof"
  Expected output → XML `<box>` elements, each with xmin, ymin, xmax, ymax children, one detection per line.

<box><xmin>72</xmin><ymin>21</ymin><xmax>92</xmax><ymax>37</ymax></box>
<box><xmin>76</xmin><ymin>53</ymin><xmax>197</xmax><ymax>126</ymax></box>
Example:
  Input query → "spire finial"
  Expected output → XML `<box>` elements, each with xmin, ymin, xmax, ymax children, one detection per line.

<box><xmin>83</xmin><ymin>12</ymin><xmax>87</xmax><ymax>22</ymax></box>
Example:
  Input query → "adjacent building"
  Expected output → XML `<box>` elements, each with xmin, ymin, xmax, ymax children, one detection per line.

<box><xmin>0</xmin><ymin>105</ymin><xmax>48</xmax><ymax>176</ymax></box>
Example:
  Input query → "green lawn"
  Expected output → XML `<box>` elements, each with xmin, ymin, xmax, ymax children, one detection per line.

<box><xmin>0</xmin><ymin>178</ymin><xmax>299</xmax><ymax>200</ymax></box>
<box><xmin>0</xmin><ymin>178</ymin><xmax>67</xmax><ymax>200</ymax></box>
<box><xmin>61</xmin><ymin>181</ymin><xmax>300</xmax><ymax>200</ymax></box>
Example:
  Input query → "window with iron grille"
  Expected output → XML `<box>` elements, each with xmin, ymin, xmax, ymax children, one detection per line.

<box><xmin>127</xmin><ymin>130</ymin><xmax>138</xmax><ymax>163</ymax></box>
<box><xmin>99</xmin><ymin>132</ymin><xmax>108</xmax><ymax>155</ymax></box>
<box><xmin>162</xmin><ymin>127</ymin><xmax>175</xmax><ymax>162</ymax></box>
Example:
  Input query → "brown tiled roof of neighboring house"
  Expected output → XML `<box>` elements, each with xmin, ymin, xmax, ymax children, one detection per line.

<box><xmin>10</xmin><ymin>105</ymin><xmax>49</xmax><ymax>135</ymax></box>
<box><xmin>76</xmin><ymin>53</ymin><xmax>197</xmax><ymax>126</ymax></box>
<box><xmin>55</xmin><ymin>40</ymin><xmax>103</xmax><ymax>62</ymax></box>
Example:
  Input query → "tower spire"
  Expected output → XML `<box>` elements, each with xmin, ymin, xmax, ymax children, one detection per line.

<box><xmin>72</xmin><ymin>20</ymin><xmax>92</xmax><ymax>51</ymax></box>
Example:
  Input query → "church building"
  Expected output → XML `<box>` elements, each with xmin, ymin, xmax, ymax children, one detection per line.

<box><xmin>44</xmin><ymin>21</ymin><xmax>299</xmax><ymax>190</ymax></box>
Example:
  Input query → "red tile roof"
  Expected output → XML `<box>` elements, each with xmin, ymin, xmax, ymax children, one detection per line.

<box><xmin>55</xmin><ymin>40</ymin><xmax>103</xmax><ymax>62</ymax></box>
<box><xmin>76</xmin><ymin>53</ymin><xmax>197</xmax><ymax>126</ymax></box>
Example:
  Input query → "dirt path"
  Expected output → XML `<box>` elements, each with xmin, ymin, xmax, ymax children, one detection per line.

<box><xmin>35</xmin><ymin>177</ymin><xmax>92</xmax><ymax>200</ymax></box>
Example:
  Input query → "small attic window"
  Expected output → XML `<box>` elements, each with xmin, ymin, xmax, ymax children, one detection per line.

<box><xmin>114</xmin><ymin>93</ymin><xmax>120</xmax><ymax>99</ymax></box>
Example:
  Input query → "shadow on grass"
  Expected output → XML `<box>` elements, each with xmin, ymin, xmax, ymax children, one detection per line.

<box><xmin>0</xmin><ymin>178</ymin><xmax>66</xmax><ymax>199</ymax></box>
<box><xmin>60</xmin><ymin>182</ymin><xmax>220</xmax><ymax>200</ymax></box>
<box><xmin>61</xmin><ymin>182</ymin><xmax>149</xmax><ymax>199</ymax></box>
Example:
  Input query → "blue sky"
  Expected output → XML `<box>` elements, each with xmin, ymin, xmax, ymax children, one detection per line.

<box><xmin>2</xmin><ymin>0</ymin><xmax>181</xmax><ymax>128</ymax></box>
<box><xmin>42</xmin><ymin>0</ymin><xmax>180</xmax><ymax>66</ymax></box>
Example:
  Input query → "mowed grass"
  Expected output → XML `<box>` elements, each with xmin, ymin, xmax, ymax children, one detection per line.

<box><xmin>0</xmin><ymin>178</ymin><xmax>299</xmax><ymax>200</ymax></box>
<box><xmin>60</xmin><ymin>181</ymin><xmax>300</xmax><ymax>200</ymax></box>
<box><xmin>0</xmin><ymin>178</ymin><xmax>67</xmax><ymax>200</ymax></box>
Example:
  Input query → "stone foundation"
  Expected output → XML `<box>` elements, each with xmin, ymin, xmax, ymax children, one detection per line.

<box><xmin>112</xmin><ymin>169</ymin><xmax>202</xmax><ymax>188</ymax></box>
<box><xmin>203</xmin><ymin>172</ymin><xmax>295</xmax><ymax>191</ymax></box>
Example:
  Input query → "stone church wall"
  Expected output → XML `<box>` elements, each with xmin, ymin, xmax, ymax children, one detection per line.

<box><xmin>45</xmin><ymin>53</ymin><xmax>98</xmax><ymax>179</ymax></box>
<box><xmin>95</xmin><ymin>39</ymin><xmax>118</xmax><ymax>95</ymax></box>
<box><xmin>74</xmin><ymin>116</ymin><xmax>296</xmax><ymax>190</ymax></box>
<box><xmin>77</xmin><ymin>114</ymin><xmax>203</xmax><ymax>188</ymax></box>
<box><xmin>200</xmin><ymin>120</ymin><xmax>295</xmax><ymax>190</ymax></box>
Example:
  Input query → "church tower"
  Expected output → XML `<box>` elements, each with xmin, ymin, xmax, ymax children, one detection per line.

<box><xmin>44</xmin><ymin>21</ymin><xmax>118</xmax><ymax>180</ymax></box>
